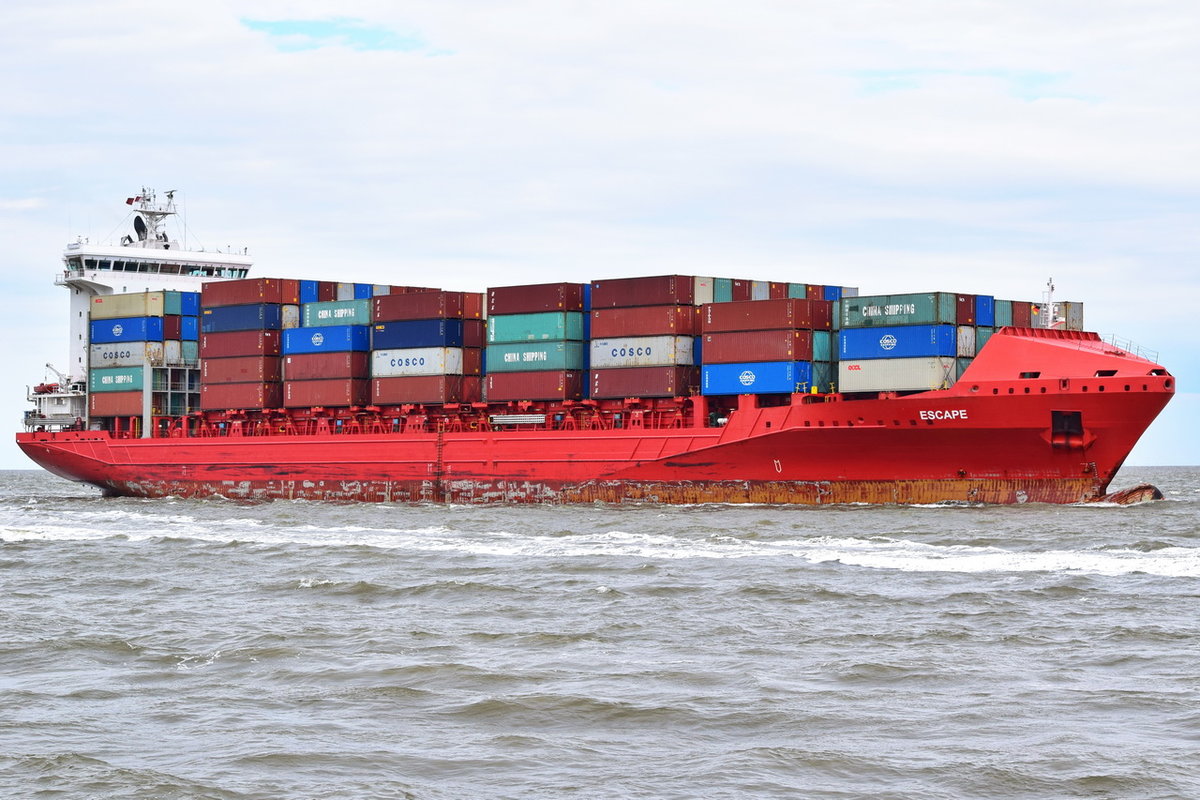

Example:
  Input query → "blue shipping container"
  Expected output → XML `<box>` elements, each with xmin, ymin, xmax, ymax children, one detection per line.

<box><xmin>823</xmin><ymin>286</ymin><xmax>843</xmax><ymax>302</ymax></box>
<box><xmin>201</xmin><ymin>303</ymin><xmax>283</xmax><ymax>333</ymax></box>
<box><xmin>180</xmin><ymin>292</ymin><xmax>201</xmax><ymax>316</ymax></box>
<box><xmin>372</xmin><ymin>319</ymin><xmax>465</xmax><ymax>350</ymax></box>
<box><xmin>181</xmin><ymin>316</ymin><xmax>199</xmax><ymax>341</ymax></box>
<box><xmin>701</xmin><ymin>361</ymin><xmax>813</xmax><ymax>396</ymax></box>
<box><xmin>300</xmin><ymin>280</ymin><xmax>320</xmax><ymax>304</ymax></box>
<box><xmin>89</xmin><ymin>316</ymin><xmax>164</xmax><ymax>344</ymax></box>
<box><xmin>975</xmin><ymin>295</ymin><xmax>995</xmax><ymax>327</ymax></box>
<box><xmin>282</xmin><ymin>325</ymin><xmax>370</xmax><ymax>354</ymax></box>
<box><xmin>354</xmin><ymin>283</ymin><xmax>374</xmax><ymax>299</ymax></box>
<box><xmin>839</xmin><ymin>324</ymin><xmax>957</xmax><ymax>360</ymax></box>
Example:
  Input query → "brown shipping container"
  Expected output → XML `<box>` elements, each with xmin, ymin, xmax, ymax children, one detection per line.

<box><xmin>163</xmin><ymin>315</ymin><xmax>182</xmax><ymax>340</ymax></box>
<box><xmin>462</xmin><ymin>320</ymin><xmax>485</xmax><ymax>348</ymax></box>
<box><xmin>314</xmin><ymin>281</ymin><xmax>337</xmax><ymax>302</ymax></box>
<box><xmin>202</xmin><ymin>356</ymin><xmax>282</xmax><ymax>384</ymax></box>
<box><xmin>200</xmin><ymin>382</ymin><xmax>283</xmax><ymax>410</ymax></box>
<box><xmin>703</xmin><ymin>330</ymin><xmax>813</xmax><ymax>363</ymax></box>
<box><xmin>590</xmin><ymin>305</ymin><xmax>699</xmax><ymax>338</ymax></box>
<box><xmin>1012</xmin><ymin>301</ymin><xmax>1033</xmax><ymax>327</ymax></box>
<box><xmin>485</xmin><ymin>371</ymin><xmax>583</xmax><ymax>402</ymax></box>
<box><xmin>372</xmin><ymin>375</ymin><xmax>482</xmax><ymax>405</ymax></box>
<box><xmin>89</xmin><ymin>390</ymin><xmax>143</xmax><ymax>417</ymax></box>
<box><xmin>590</xmin><ymin>366</ymin><xmax>699</xmax><ymax>399</ymax></box>
<box><xmin>768</xmin><ymin>282</ymin><xmax>789</xmax><ymax>299</ymax></box>
<box><xmin>199</xmin><ymin>330</ymin><xmax>282</xmax><ymax>358</ymax></box>
<box><xmin>590</xmin><ymin>275</ymin><xmax>695</xmax><ymax>308</ymax></box>
<box><xmin>730</xmin><ymin>280</ymin><xmax>752</xmax><ymax>301</ymax></box>
<box><xmin>372</xmin><ymin>291</ymin><xmax>484</xmax><ymax>322</ymax></box>
<box><xmin>806</xmin><ymin>285</ymin><xmax>824</xmax><ymax>301</ymax></box>
<box><xmin>202</xmin><ymin>278</ymin><xmax>301</xmax><ymax>308</ymax></box>
<box><xmin>284</xmin><ymin>379</ymin><xmax>370</xmax><ymax>408</ymax></box>
<box><xmin>488</xmin><ymin>282</ymin><xmax>585</xmax><ymax>315</ymax></box>
<box><xmin>283</xmin><ymin>352</ymin><xmax>370</xmax><ymax>381</ymax></box>
<box><xmin>956</xmin><ymin>294</ymin><xmax>976</xmax><ymax>325</ymax></box>
<box><xmin>701</xmin><ymin>298</ymin><xmax>831</xmax><ymax>333</ymax></box>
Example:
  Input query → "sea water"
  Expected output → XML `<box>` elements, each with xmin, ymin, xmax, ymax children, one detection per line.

<box><xmin>1</xmin><ymin>467</ymin><xmax>1197</xmax><ymax>799</ymax></box>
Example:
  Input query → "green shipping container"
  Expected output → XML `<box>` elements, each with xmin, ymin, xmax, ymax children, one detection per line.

<box><xmin>787</xmin><ymin>283</ymin><xmax>807</xmax><ymax>299</ymax></box>
<box><xmin>975</xmin><ymin>326</ymin><xmax>995</xmax><ymax>353</ymax></box>
<box><xmin>994</xmin><ymin>300</ymin><xmax>1013</xmax><ymax>327</ymax></box>
<box><xmin>487</xmin><ymin>312</ymin><xmax>584</xmax><ymax>344</ymax></box>
<box><xmin>813</xmin><ymin>330</ymin><xmax>833</xmax><ymax>362</ymax></box>
<box><xmin>182</xmin><ymin>340</ymin><xmax>199</xmax><ymax>362</ymax></box>
<box><xmin>840</xmin><ymin>292</ymin><xmax>958</xmax><ymax>328</ymax></box>
<box><xmin>485</xmin><ymin>341</ymin><xmax>585</xmax><ymax>372</ymax></box>
<box><xmin>89</xmin><ymin>366</ymin><xmax>145</xmax><ymax>393</ymax></box>
<box><xmin>714</xmin><ymin>278</ymin><xmax>733</xmax><ymax>303</ymax></box>
<box><xmin>302</xmin><ymin>299</ymin><xmax>372</xmax><ymax>327</ymax></box>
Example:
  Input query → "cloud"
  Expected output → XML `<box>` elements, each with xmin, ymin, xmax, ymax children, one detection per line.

<box><xmin>240</xmin><ymin>16</ymin><xmax>429</xmax><ymax>53</ymax></box>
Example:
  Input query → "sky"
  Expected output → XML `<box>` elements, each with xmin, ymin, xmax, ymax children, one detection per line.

<box><xmin>2</xmin><ymin>1</ymin><xmax>1196</xmax><ymax>468</ymax></box>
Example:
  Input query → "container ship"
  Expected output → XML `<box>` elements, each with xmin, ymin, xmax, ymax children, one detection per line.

<box><xmin>17</xmin><ymin>191</ymin><xmax>1174</xmax><ymax>504</ymax></box>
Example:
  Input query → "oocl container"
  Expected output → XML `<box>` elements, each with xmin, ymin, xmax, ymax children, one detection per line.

<box><xmin>837</xmin><ymin>356</ymin><xmax>957</xmax><ymax>393</ymax></box>
<box><xmin>589</xmin><ymin>336</ymin><xmax>694</xmax><ymax>369</ymax></box>
<box><xmin>701</xmin><ymin>361</ymin><xmax>814</xmax><ymax>396</ymax></box>
<box><xmin>484</xmin><ymin>341</ymin><xmax>585</xmax><ymax>373</ymax></box>
<box><xmin>838</xmin><ymin>324</ymin><xmax>957</xmax><ymax>361</ymax></box>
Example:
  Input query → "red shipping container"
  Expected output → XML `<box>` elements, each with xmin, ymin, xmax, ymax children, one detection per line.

<box><xmin>202</xmin><ymin>356</ymin><xmax>282</xmax><ymax>383</ymax></box>
<box><xmin>89</xmin><ymin>390</ymin><xmax>143</xmax><ymax>417</ymax></box>
<box><xmin>1012</xmin><ymin>301</ymin><xmax>1033</xmax><ymax>327</ymax></box>
<box><xmin>485</xmin><ymin>371</ymin><xmax>583</xmax><ymax>402</ymax></box>
<box><xmin>314</xmin><ymin>281</ymin><xmax>337</xmax><ymax>302</ymax></box>
<box><xmin>372</xmin><ymin>291</ymin><xmax>484</xmax><ymax>322</ymax></box>
<box><xmin>200</xmin><ymin>382</ymin><xmax>283</xmax><ymax>410</ymax></box>
<box><xmin>590</xmin><ymin>305</ymin><xmax>699</xmax><ymax>338</ymax></box>
<box><xmin>283</xmin><ymin>351</ymin><xmax>370</xmax><ymax>381</ymax></box>
<box><xmin>768</xmin><ymin>282</ymin><xmax>789</xmax><ymax>299</ymax></box>
<box><xmin>702</xmin><ymin>330</ymin><xmax>813</xmax><ymax>363</ymax></box>
<box><xmin>199</xmin><ymin>330</ymin><xmax>282</xmax><ymax>358</ymax></box>
<box><xmin>202</xmin><ymin>278</ymin><xmax>300</xmax><ymax>308</ymax></box>
<box><xmin>372</xmin><ymin>375</ymin><xmax>482</xmax><ymax>405</ymax></box>
<box><xmin>806</xmin><ymin>284</ymin><xmax>824</xmax><ymax>301</ymax></box>
<box><xmin>956</xmin><ymin>294</ymin><xmax>976</xmax><ymax>325</ymax></box>
<box><xmin>701</xmin><ymin>298</ymin><xmax>831</xmax><ymax>333</ymax></box>
<box><xmin>590</xmin><ymin>366</ymin><xmax>699</xmax><ymax>399</ymax></box>
<box><xmin>163</xmin><ymin>315</ymin><xmax>182</xmax><ymax>340</ymax></box>
<box><xmin>463</xmin><ymin>320</ymin><xmax>485</xmax><ymax>348</ymax></box>
<box><xmin>730</xmin><ymin>280</ymin><xmax>752</xmax><ymax>301</ymax></box>
<box><xmin>488</xmin><ymin>282</ymin><xmax>585</xmax><ymax>315</ymax></box>
<box><xmin>284</xmin><ymin>379</ymin><xmax>370</xmax><ymax>408</ymax></box>
<box><xmin>590</xmin><ymin>275</ymin><xmax>695</xmax><ymax>308</ymax></box>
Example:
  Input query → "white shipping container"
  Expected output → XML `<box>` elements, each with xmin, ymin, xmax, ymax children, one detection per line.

<box><xmin>336</xmin><ymin>282</ymin><xmax>356</xmax><ymax>301</ymax></box>
<box><xmin>838</xmin><ymin>357</ymin><xmax>957</xmax><ymax>393</ymax></box>
<box><xmin>590</xmin><ymin>336</ymin><xmax>694</xmax><ymax>369</ymax></box>
<box><xmin>956</xmin><ymin>325</ymin><xmax>976</xmax><ymax>358</ymax></box>
<box><xmin>750</xmin><ymin>280</ymin><xmax>770</xmax><ymax>300</ymax></box>
<box><xmin>282</xmin><ymin>304</ymin><xmax>301</xmax><ymax>329</ymax></box>
<box><xmin>164</xmin><ymin>340</ymin><xmax>182</xmax><ymax>364</ymax></box>
<box><xmin>841</xmin><ymin>286</ymin><xmax>859</xmax><ymax>298</ymax></box>
<box><xmin>693</xmin><ymin>276</ymin><xmax>715</xmax><ymax>306</ymax></box>
<box><xmin>1062</xmin><ymin>301</ymin><xmax>1084</xmax><ymax>331</ymax></box>
<box><xmin>88</xmin><ymin>342</ymin><xmax>164</xmax><ymax>368</ymax></box>
<box><xmin>372</xmin><ymin>347</ymin><xmax>464</xmax><ymax>377</ymax></box>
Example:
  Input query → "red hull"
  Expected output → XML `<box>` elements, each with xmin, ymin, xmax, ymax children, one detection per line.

<box><xmin>18</xmin><ymin>329</ymin><xmax>1174</xmax><ymax>504</ymax></box>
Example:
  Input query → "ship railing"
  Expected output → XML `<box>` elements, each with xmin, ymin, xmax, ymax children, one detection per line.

<box><xmin>1098</xmin><ymin>334</ymin><xmax>1159</xmax><ymax>364</ymax></box>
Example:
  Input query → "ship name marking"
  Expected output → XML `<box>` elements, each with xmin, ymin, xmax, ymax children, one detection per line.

<box><xmin>919</xmin><ymin>409</ymin><xmax>968</xmax><ymax>421</ymax></box>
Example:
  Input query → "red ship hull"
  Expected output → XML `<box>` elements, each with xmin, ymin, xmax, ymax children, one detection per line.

<box><xmin>18</xmin><ymin>329</ymin><xmax>1174</xmax><ymax>504</ymax></box>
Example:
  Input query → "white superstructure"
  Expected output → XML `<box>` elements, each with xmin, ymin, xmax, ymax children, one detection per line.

<box><xmin>25</xmin><ymin>189</ymin><xmax>253</xmax><ymax>430</ymax></box>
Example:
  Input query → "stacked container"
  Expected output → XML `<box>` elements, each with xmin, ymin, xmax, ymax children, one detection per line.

<box><xmin>88</xmin><ymin>290</ymin><xmax>202</xmax><ymax>418</ymax></box>
<box><xmin>699</xmin><ymin>297</ymin><xmax>832</xmax><ymax>395</ymax></box>
<box><xmin>199</xmin><ymin>278</ymin><xmax>300</xmax><ymax>409</ymax></box>
<box><xmin>485</xmin><ymin>282</ymin><xmax>587</xmax><ymax>402</ymax></box>
<box><xmin>281</xmin><ymin>296</ymin><xmax>373</xmax><ymax>407</ymax></box>
<box><xmin>370</xmin><ymin>290</ymin><xmax>485</xmax><ymax>405</ymax></box>
<box><xmin>587</xmin><ymin>275</ymin><xmax>707</xmax><ymax>399</ymax></box>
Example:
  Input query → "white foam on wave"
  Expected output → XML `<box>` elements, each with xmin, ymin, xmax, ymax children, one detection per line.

<box><xmin>3</xmin><ymin>517</ymin><xmax>1197</xmax><ymax>578</ymax></box>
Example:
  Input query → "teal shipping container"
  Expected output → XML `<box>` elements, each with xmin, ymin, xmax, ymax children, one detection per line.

<box><xmin>841</xmin><ymin>292</ymin><xmax>958</xmax><ymax>328</ymax></box>
<box><xmin>487</xmin><ymin>312</ymin><xmax>584</xmax><ymax>344</ymax></box>
<box><xmin>485</xmin><ymin>341</ymin><xmax>585</xmax><ymax>373</ymax></box>
<box><xmin>89</xmin><ymin>366</ymin><xmax>145</xmax><ymax>393</ymax></box>
<box><xmin>976</xmin><ymin>327</ymin><xmax>995</xmax><ymax>353</ymax></box>
<box><xmin>302</xmin><ymin>299</ymin><xmax>372</xmax><ymax>327</ymax></box>
<box><xmin>787</xmin><ymin>283</ymin><xmax>807</xmax><ymax>299</ymax></box>
<box><xmin>813</xmin><ymin>330</ymin><xmax>833</xmax><ymax>362</ymax></box>
<box><xmin>714</xmin><ymin>278</ymin><xmax>733</xmax><ymax>303</ymax></box>
<box><xmin>994</xmin><ymin>300</ymin><xmax>1013</xmax><ymax>327</ymax></box>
